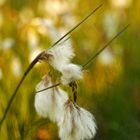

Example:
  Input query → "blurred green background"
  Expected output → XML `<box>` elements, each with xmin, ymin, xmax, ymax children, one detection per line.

<box><xmin>0</xmin><ymin>0</ymin><xmax>140</xmax><ymax>139</ymax></box>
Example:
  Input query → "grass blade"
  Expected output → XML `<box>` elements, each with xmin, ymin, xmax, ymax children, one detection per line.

<box><xmin>48</xmin><ymin>4</ymin><xmax>103</xmax><ymax>49</ymax></box>
<box><xmin>82</xmin><ymin>24</ymin><xmax>130</xmax><ymax>68</ymax></box>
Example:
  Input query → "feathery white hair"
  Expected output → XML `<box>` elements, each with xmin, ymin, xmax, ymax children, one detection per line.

<box><xmin>58</xmin><ymin>100</ymin><xmax>97</xmax><ymax>140</ymax></box>
<box><xmin>47</xmin><ymin>38</ymin><xmax>75</xmax><ymax>71</ymax></box>
<box><xmin>34</xmin><ymin>75</ymin><xmax>68</xmax><ymax>122</ymax></box>
<box><xmin>61</xmin><ymin>64</ymin><xmax>83</xmax><ymax>85</ymax></box>
<box><xmin>45</xmin><ymin>37</ymin><xmax>83</xmax><ymax>85</ymax></box>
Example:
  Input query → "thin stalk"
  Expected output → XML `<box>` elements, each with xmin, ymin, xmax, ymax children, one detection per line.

<box><xmin>48</xmin><ymin>4</ymin><xmax>103</xmax><ymax>49</ymax></box>
<box><xmin>0</xmin><ymin>5</ymin><xmax>102</xmax><ymax>127</ymax></box>
<box><xmin>57</xmin><ymin>36</ymin><xmax>71</xmax><ymax>46</ymax></box>
<box><xmin>35</xmin><ymin>83</ymin><xmax>61</xmax><ymax>93</ymax></box>
<box><xmin>82</xmin><ymin>24</ymin><xmax>130</xmax><ymax>68</ymax></box>
<box><xmin>0</xmin><ymin>52</ymin><xmax>44</xmax><ymax>127</ymax></box>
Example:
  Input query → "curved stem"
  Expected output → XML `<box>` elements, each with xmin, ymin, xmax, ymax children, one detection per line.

<box><xmin>0</xmin><ymin>52</ymin><xmax>44</xmax><ymax>127</ymax></box>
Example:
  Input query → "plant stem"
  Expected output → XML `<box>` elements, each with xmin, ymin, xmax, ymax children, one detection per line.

<box><xmin>82</xmin><ymin>24</ymin><xmax>130</xmax><ymax>68</ymax></box>
<box><xmin>48</xmin><ymin>4</ymin><xmax>102</xmax><ymax>49</ymax></box>
<box><xmin>0</xmin><ymin>52</ymin><xmax>44</xmax><ymax>127</ymax></box>
<box><xmin>35</xmin><ymin>83</ymin><xmax>61</xmax><ymax>93</ymax></box>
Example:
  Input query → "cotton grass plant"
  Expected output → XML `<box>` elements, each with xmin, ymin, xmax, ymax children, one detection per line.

<box><xmin>0</xmin><ymin>3</ymin><xmax>129</xmax><ymax>140</ymax></box>
<box><xmin>0</xmin><ymin>4</ymin><xmax>103</xmax><ymax>127</ymax></box>
<box><xmin>34</xmin><ymin>24</ymin><xmax>128</xmax><ymax>140</ymax></box>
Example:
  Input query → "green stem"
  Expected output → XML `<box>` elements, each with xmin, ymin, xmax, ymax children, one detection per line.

<box><xmin>35</xmin><ymin>83</ymin><xmax>61</xmax><ymax>93</ymax></box>
<box><xmin>0</xmin><ymin>52</ymin><xmax>44</xmax><ymax>127</ymax></box>
<box><xmin>48</xmin><ymin>4</ymin><xmax>102</xmax><ymax>49</ymax></box>
<box><xmin>82</xmin><ymin>24</ymin><xmax>130</xmax><ymax>68</ymax></box>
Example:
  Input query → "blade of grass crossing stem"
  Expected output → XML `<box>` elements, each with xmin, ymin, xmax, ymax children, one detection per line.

<box><xmin>35</xmin><ymin>83</ymin><xmax>61</xmax><ymax>93</ymax></box>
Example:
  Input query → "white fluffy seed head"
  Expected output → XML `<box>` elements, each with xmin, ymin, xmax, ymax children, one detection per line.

<box><xmin>47</xmin><ymin>39</ymin><xmax>75</xmax><ymax>71</ymax></box>
<box><xmin>44</xmin><ymin>38</ymin><xmax>83</xmax><ymax>85</ymax></box>
<box><xmin>58</xmin><ymin>100</ymin><xmax>97</xmax><ymax>140</ymax></box>
<box><xmin>34</xmin><ymin>75</ymin><xmax>68</xmax><ymax>122</ymax></box>
<box><xmin>61</xmin><ymin>64</ymin><xmax>83</xmax><ymax>85</ymax></box>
